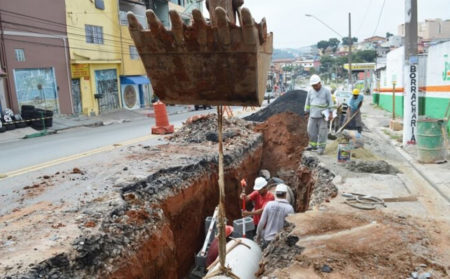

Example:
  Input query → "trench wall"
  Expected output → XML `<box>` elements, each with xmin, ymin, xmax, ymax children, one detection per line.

<box><xmin>109</xmin><ymin>142</ymin><xmax>263</xmax><ymax>278</ymax></box>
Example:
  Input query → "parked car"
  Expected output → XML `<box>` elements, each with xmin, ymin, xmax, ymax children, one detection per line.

<box><xmin>335</xmin><ymin>90</ymin><xmax>352</xmax><ymax>106</ymax></box>
<box><xmin>194</xmin><ymin>105</ymin><xmax>213</xmax><ymax>110</ymax></box>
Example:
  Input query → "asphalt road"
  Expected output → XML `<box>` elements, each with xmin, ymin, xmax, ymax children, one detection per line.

<box><xmin>0</xmin><ymin>108</ymin><xmax>216</xmax><ymax>174</ymax></box>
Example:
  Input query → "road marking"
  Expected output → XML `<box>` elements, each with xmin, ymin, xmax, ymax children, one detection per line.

<box><xmin>0</xmin><ymin>134</ymin><xmax>158</xmax><ymax>179</ymax></box>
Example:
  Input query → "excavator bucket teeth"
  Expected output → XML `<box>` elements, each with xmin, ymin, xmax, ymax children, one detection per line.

<box><xmin>127</xmin><ymin>7</ymin><xmax>273</xmax><ymax>106</ymax></box>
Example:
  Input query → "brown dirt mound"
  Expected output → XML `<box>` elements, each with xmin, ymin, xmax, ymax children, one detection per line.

<box><xmin>261</xmin><ymin>206</ymin><xmax>449</xmax><ymax>278</ymax></box>
<box><xmin>254</xmin><ymin>111</ymin><xmax>308</xmax><ymax>175</ymax></box>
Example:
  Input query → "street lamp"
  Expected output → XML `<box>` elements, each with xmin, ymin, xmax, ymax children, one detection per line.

<box><xmin>305</xmin><ymin>13</ymin><xmax>353</xmax><ymax>89</ymax></box>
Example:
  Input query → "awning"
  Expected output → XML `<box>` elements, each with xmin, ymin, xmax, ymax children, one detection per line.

<box><xmin>120</xmin><ymin>76</ymin><xmax>150</xmax><ymax>85</ymax></box>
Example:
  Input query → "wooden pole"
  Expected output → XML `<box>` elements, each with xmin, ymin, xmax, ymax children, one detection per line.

<box><xmin>392</xmin><ymin>81</ymin><xmax>396</xmax><ymax>120</ymax></box>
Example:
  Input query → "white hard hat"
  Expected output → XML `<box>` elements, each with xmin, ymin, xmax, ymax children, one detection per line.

<box><xmin>309</xmin><ymin>74</ymin><xmax>321</xmax><ymax>85</ymax></box>
<box><xmin>275</xmin><ymin>183</ymin><xmax>288</xmax><ymax>193</ymax></box>
<box><xmin>253</xmin><ymin>177</ymin><xmax>268</xmax><ymax>190</ymax></box>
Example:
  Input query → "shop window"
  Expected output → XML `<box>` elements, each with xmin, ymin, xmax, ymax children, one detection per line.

<box><xmin>15</xmin><ymin>49</ymin><xmax>25</xmax><ymax>62</ymax></box>
<box><xmin>85</xmin><ymin>25</ymin><xmax>104</xmax><ymax>44</ymax></box>
<box><xmin>129</xmin><ymin>46</ymin><xmax>139</xmax><ymax>60</ymax></box>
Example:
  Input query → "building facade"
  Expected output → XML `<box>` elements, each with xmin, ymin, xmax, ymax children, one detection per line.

<box><xmin>0</xmin><ymin>0</ymin><xmax>72</xmax><ymax>114</ymax></box>
<box><xmin>65</xmin><ymin>0</ymin><xmax>123</xmax><ymax>116</ymax></box>
<box><xmin>119</xmin><ymin>0</ymin><xmax>152</xmax><ymax>110</ymax></box>
<box><xmin>372</xmin><ymin>42</ymin><xmax>450</xmax><ymax>133</ymax></box>
<box><xmin>398</xmin><ymin>19</ymin><xmax>450</xmax><ymax>41</ymax></box>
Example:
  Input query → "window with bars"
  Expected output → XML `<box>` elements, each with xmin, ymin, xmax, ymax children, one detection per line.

<box><xmin>129</xmin><ymin>46</ymin><xmax>139</xmax><ymax>60</ymax></box>
<box><xmin>15</xmin><ymin>49</ymin><xmax>25</xmax><ymax>62</ymax></box>
<box><xmin>85</xmin><ymin>25</ymin><xmax>104</xmax><ymax>44</ymax></box>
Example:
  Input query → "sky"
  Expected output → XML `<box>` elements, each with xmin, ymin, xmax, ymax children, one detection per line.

<box><xmin>203</xmin><ymin>0</ymin><xmax>450</xmax><ymax>49</ymax></box>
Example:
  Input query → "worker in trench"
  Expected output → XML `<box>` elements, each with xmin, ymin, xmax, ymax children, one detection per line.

<box><xmin>240</xmin><ymin>177</ymin><xmax>275</xmax><ymax>239</ymax></box>
<box><xmin>255</xmin><ymin>184</ymin><xmax>294</xmax><ymax>249</ymax></box>
<box><xmin>304</xmin><ymin>74</ymin><xmax>333</xmax><ymax>155</ymax></box>
<box><xmin>344</xmin><ymin>88</ymin><xmax>364</xmax><ymax>133</ymax></box>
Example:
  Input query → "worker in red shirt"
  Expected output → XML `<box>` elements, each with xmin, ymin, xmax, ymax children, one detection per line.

<box><xmin>240</xmin><ymin>177</ymin><xmax>275</xmax><ymax>238</ymax></box>
<box><xmin>206</xmin><ymin>225</ymin><xmax>234</xmax><ymax>267</ymax></box>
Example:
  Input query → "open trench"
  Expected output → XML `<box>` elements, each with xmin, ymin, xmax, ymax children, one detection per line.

<box><xmin>12</xmin><ymin>112</ymin><xmax>337</xmax><ymax>279</ymax></box>
<box><xmin>108</xmin><ymin>112</ymin><xmax>318</xmax><ymax>279</ymax></box>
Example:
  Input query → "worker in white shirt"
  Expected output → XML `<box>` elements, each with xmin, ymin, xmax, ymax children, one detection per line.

<box><xmin>255</xmin><ymin>184</ymin><xmax>294</xmax><ymax>249</ymax></box>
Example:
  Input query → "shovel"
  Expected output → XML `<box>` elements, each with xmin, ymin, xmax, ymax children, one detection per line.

<box><xmin>240</xmin><ymin>178</ymin><xmax>247</xmax><ymax>238</ymax></box>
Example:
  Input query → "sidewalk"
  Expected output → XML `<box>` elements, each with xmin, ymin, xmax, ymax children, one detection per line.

<box><xmin>362</xmin><ymin>99</ymin><xmax>450</xmax><ymax>202</ymax></box>
<box><xmin>0</xmin><ymin>105</ymin><xmax>192</xmax><ymax>144</ymax></box>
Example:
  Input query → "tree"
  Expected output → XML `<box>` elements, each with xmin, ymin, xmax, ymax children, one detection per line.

<box><xmin>386</xmin><ymin>32</ymin><xmax>394</xmax><ymax>39</ymax></box>
<box><xmin>354</xmin><ymin>50</ymin><xmax>377</xmax><ymax>62</ymax></box>
<box><xmin>317</xmin><ymin>40</ymin><xmax>330</xmax><ymax>54</ymax></box>
<box><xmin>328</xmin><ymin>38</ymin><xmax>340</xmax><ymax>53</ymax></box>
<box><xmin>342</xmin><ymin>36</ymin><xmax>358</xmax><ymax>46</ymax></box>
<box><xmin>282</xmin><ymin>65</ymin><xmax>294</xmax><ymax>72</ymax></box>
<box><xmin>319</xmin><ymin>55</ymin><xmax>335</xmax><ymax>73</ymax></box>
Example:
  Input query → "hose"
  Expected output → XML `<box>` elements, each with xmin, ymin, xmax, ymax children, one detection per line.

<box><xmin>342</xmin><ymin>192</ymin><xmax>386</xmax><ymax>210</ymax></box>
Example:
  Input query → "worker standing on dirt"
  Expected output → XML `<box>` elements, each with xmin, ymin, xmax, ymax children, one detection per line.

<box><xmin>345</xmin><ymin>89</ymin><xmax>364</xmax><ymax>133</ymax></box>
<box><xmin>206</xmin><ymin>225</ymin><xmax>234</xmax><ymax>266</ymax></box>
<box><xmin>255</xmin><ymin>184</ymin><xmax>294</xmax><ymax>249</ymax></box>
<box><xmin>304</xmin><ymin>74</ymin><xmax>333</xmax><ymax>155</ymax></box>
<box><xmin>240</xmin><ymin>177</ymin><xmax>274</xmax><ymax>238</ymax></box>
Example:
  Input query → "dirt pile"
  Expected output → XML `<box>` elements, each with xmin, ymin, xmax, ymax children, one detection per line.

<box><xmin>260</xmin><ymin>205</ymin><xmax>449</xmax><ymax>278</ymax></box>
<box><xmin>254</xmin><ymin>111</ymin><xmax>309</xmax><ymax>176</ymax></box>
<box><xmin>244</xmin><ymin>90</ymin><xmax>308</xmax><ymax>122</ymax></box>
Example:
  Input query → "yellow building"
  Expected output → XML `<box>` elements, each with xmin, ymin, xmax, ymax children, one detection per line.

<box><xmin>118</xmin><ymin>0</ymin><xmax>152</xmax><ymax>110</ymax></box>
<box><xmin>66</xmin><ymin>0</ymin><xmax>122</xmax><ymax>115</ymax></box>
<box><xmin>65</xmin><ymin>0</ymin><xmax>202</xmax><ymax>115</ymax></box>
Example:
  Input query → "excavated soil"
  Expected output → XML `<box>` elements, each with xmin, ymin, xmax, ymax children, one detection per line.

<box><xmin>254</xmin><ymin>111</ymin><xmax>308</xmax><ymax>177</ymax></box>
<box><xmin>260</xmin><ymin>205</ymin><xmax>449</xmax><ymax>279</ymax></box>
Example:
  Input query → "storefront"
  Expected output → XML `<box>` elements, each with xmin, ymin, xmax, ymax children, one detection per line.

<box><xmin>13</xmin><ymin>68</ymin><xmax>59</xmax><ymax>113</ymax></box>
<box><xmin>120</xmin><ymin>76</ymin><xmax>152</xmax><ymax>110</ymax></box>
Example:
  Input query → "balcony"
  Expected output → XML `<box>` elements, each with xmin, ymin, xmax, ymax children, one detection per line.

<box><xmin>119</xmin><ymin>11</ymin><xmax>147</xmax><ymax>28</ymax></box>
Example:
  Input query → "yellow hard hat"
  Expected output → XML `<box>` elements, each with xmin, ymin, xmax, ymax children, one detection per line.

<box><xmin>352</xmin><ymin>89</ymin><xmax>360</xmax><ymax>95</ymax></box>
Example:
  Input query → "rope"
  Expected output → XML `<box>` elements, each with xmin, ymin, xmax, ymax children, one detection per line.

<box><xmin>212</xmin><ymin>105</ymin><xmax>241</xmax><ymax>278</ymax></box>
<box><xmin>1</xmin><ymin>116</ymin><xmax>53</xmax><ymax>125</ymax></box>
<box><xmin>217</xmin><ymin>105</ymin><xmax>227</xmax><ymax>271</ymax></box>
<box><xmin>342</xmin><ymin>192</ymin><xmax>386</xmax><ymax>210</ymax></box>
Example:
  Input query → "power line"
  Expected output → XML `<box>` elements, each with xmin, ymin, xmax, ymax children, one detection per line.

<box><xmin>372</xmin><ymin>0</ymin><xmax>386</xmax><ymax>36</ymax></box>
<box><xmin>356</xmin><ymin>0</ymin><xmax>373</xmax><ymax>37</ymax></box>
<box><xmin>1</xmin><ymin>20</ymin><xmax>136</xmax><ymax>46</ymax></box>
<box><xmin>6</xmin><ymin>37</ymin><xmax>137</xmax><ymax>57</ymax></box>
<box><xmin>0</xmin><ymin>8</ymin><xmax>140</xmax><ymax>42</ymax></box>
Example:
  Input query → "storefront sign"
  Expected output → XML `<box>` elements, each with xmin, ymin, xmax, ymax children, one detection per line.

<box><xmin>343</xmin><ymin>63</ymin><xmax>376</xmax><ymax>70</ymax></box>
<box><xmin>403</xmin><ymin>61</ymin><xmax>418</xmax><ymax>145</ymax></box>
<box><xmin>71</xmin><ymin>64</ymin><xmax>90</xmax><ymax>78</ymax></box>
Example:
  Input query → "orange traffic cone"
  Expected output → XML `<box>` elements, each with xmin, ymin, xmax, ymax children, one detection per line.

<box><xmin>151</xmin><ymin>101</ymin><xmax>174</xmax><ymax>134</ymax></box>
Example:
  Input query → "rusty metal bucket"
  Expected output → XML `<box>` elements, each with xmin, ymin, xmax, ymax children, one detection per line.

<box><xmin>127</xmin><ymin>6</ymin><xmax>273</xmax><ymax>106</ymax></box>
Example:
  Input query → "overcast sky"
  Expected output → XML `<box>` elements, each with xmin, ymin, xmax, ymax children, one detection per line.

<box><xmin>203</xmin><ymin>0</ymin><xmax>450</xmax><ymax>49</ymax></box>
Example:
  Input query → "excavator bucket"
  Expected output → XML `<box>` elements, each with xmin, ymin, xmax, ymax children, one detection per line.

<box><xmin>127</xmin><ymin>5</ymin><xmax>273</xmax><ymax>106</ymax></box>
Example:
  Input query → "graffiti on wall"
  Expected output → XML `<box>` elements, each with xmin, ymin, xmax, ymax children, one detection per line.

<box><xmin>13</xmin><ymin>68</ymin><xmax>58</xmax><ymax>112</ymax></box>
<box><xmin>443</xmin><ymin>54</ymin><xmax>450</xmax><ymax>81</ymax></box>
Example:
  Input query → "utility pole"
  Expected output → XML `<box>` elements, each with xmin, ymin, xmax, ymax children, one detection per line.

<box><xmin>403</xmin><ymin>0</ymin><xmax>418</xmax><ymax>145</ymax></box>
<box><xmin>348</xmin><ymin>12</ymin><xmax>353</xmax><ymax>89</ymax></box>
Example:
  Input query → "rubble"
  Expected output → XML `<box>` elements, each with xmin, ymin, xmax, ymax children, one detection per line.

<box><xmin>344</xmin><ymin>160</ymin><xmax>401</xmax><ymax>174</ymax></box>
